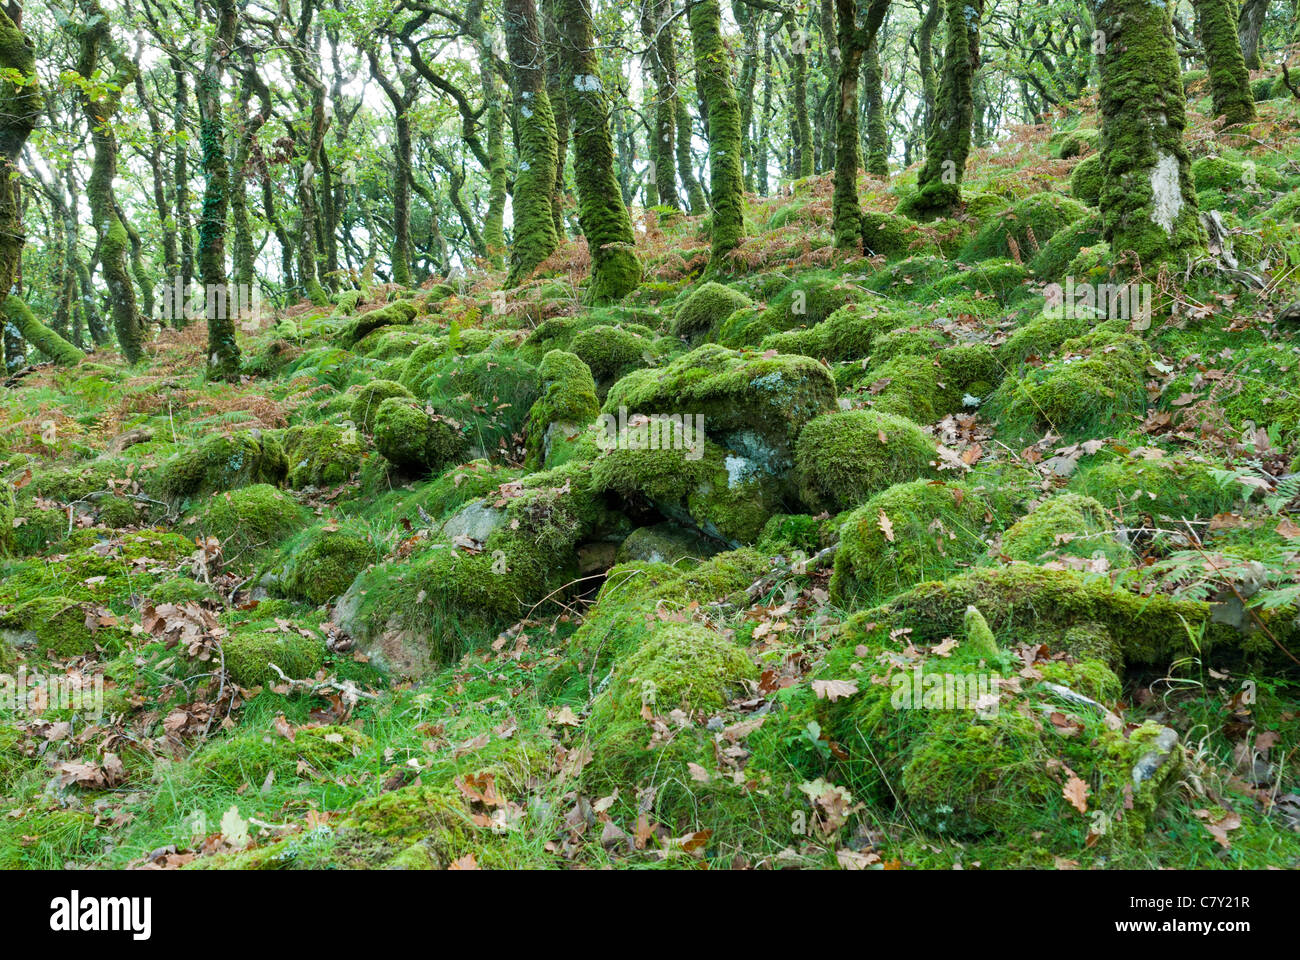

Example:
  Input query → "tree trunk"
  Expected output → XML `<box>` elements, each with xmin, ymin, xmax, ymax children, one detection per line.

<box><xmin>555</xmin><ymin>0</ymin><xmax>641</xmax><ymax>302</ymax></box>
<box><xmin>4</xmin><ymin>296</ymin><xmax>81</xmax><ymax>366</ymax></box>
<box><xmin>283</xmin><ymin>7</ymin><xmax>330</xmax><ymax>306</ymax></box>
<box><xmin>171</xmin><ymin>61</ymin><xmax>194</xmax><ymax>307</ymax></box>
<box><xmin>863</xmin><ymin>30</ymin><xmax>889</xmax><ymax>176</ymax></box>
<box><xmin>1237</xmin><ymin>0</ymin><xmax>1269</xmax><ymax>71</ymax></box>
<box><xmin>197</xmin><ymin>0</ymin><xmax>240</xmax><ymax>379</ymax></box>
<box><xmin>690</xmin><ymin>0</ymin><xmax>746</xmax><ymax>267</ymax></box>
<box><xmin>910</xmin><ymin>0</ymin><xmax>983</xmax><ymax>219</ymax></box>
<box><xmin>1193</xmin><ymin>0</ymin><xmax>1255</xmax><ymax>125</ymax></box>
<box><xmin>833</xmin><ymin>0</ymin><xmax>866</xmax><ymax>249</ymax></box>
<box><xmin>504</xmin><ymin>0</ymin><xmax>560</xmax><ymax>285</ymax></box>
<box><xmin>1097</xmin><ymin>0</ymin><xmax>1203</xmax><ymax>269</ymax></box>
<box><xmin>0</xmin><ymin>3</ymin><xmax>41</xmax><ymax>373</ymax></box>
<box><xmin>367</xmin><ymin>48</ymin><xmax>416</xmax><ymax>287</ymax></box>
<box><xmin>642</xmin><ymin>0</ymin><xmax>680</xmax><ymax>209</ymax></box>
<box><xmin>542</xmin><ymin>0</ymin><xmax>571</xmax><ymax>236</ymax></box>
<box><xmin>75</xmin><ymin>0</ymin><xmax>145</xmax><ymax>363</ymax></box>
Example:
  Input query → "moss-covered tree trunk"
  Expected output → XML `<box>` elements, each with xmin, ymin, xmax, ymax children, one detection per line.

<box><xmin>667</xmin><ymin>20</ymin><xmax>707</xmax><ymax>214</ymax></box>
<box><xmin>468</xmin><ymin>0</ymin><xmax>507</xmax><ymax>269</ymax></box>
<box><xmin>171</xmin><ymin>60</ymin><xmax>194</xmax><ymax>306</ymax></box>
<box><xmin>134</xmin><ymin>68</ymin><xmax>179</xmax><ymax>290</ymax></box>
<box><xmin>641</xmin><ymin>0</ymin><xmax>679</xmax><ymax>209</ymax></box>
<box><xmin>755</xmin><ymin>31</ymin><xmax>774</xmax><ymax>195</ymax></box>
<box><xmin>1193</xmin><ymin>0</ymin><xmax>1255</xmax><ymax>126</ymax></box>
<box><xmin>196</xmin><ymin>0</ymin><xmax>240</xmax><ymax>380</ymax></box>
<box><xmin>1096</xmin><ymin>0</ymin><xmax>1203</xmax><ymax>268</ymax></box>
<box><xmin>863</xmin><ymin>32</ymin><xmax>889</xmax><ymax>177</ymax></box>
<box><xmin>75</xmin><ymin>1</ymin><xmax>145</xmax><ymax>364</ymax></box>
<box><xmin>542</xmin><ymin>0</ymin><xmax>570</xmax><ymax>236</ymax></box>
<box><xmin>909</xmin><ymin>0</ymin><xmax>982</xmax><ymax>219</ymax></box>
<box><xmin>4</xmin><ymin>296</ymin><xmax>81</xmax><ymax>366</ymax></box>
<box><xmin>784</xmin><ymin>15</ymin><xmax>815</xmax><ymax>178</ymax></box>
<box><xmin>285</xmin><ymin>14</ymin><xmax>330</xmax><ymax>307</ymax></box>
<box><xmin>504</xmin><ymin>0</ymin><xmax>560</xmax><ymax>286</ymax></box>
<box><xmin>917</xmin><ymin>0</ymin><xmax>940</xmax><ymax>134</ymax></box>
<box><xmin>555</xmin><ymin>0</ymin><xmax>641</xmax><ymax>302</ymax></box>
<box><xmin>233</xmin><ymin>62</ymin><xmax>270</xmax><ymax>291</ymax></box>
<box><xmin>734</xmin><ymin>0</ymin><xmax>761</xmax><ymax>193</ymax></box>
<box><xmin>690</xmin><ymin>0</ymin><xmax>745</xmax><ymax>267</ymax></box>
<box><xmin>833</xmin><ymin>0</ymin><xmax>866</xmax><ymax>249</ymax></box>
<box><xmin>0</xmin><ymin>3</ymin><xmax>40</xmax><ymax>373</ymax></box>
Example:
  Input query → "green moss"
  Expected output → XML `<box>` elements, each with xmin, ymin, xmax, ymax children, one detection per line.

<box><xmin>524</xmin><ymin>351</ymin><xmax>600</xmax><ymax>470</ymax></box>
<box><xmin>0</xmin><ymin>807</ymin><xmax>100</xmax><ymax>869</ymax></box>
<box><xmin>194</xmin><ymin>484</ymin><xmax>306</xmax><ymax>555</ymax></box>
<box><xmin>1069</xmin><ymin>454</ymin><xmax>1242</xmax><ymax>522</ymax></box>
<box><xmin>720</xmin><ymin>273</ymin><xmax>857</xmax><ymax>348</ymax></box>
<box><xmin>1001</xmin><ymin>493</ymin><xmax>1127</xmax><ymax>566</ymax></box>
<box><xmin>960</xmin><ymin>194</ymin><xmax>1091</xmax><ymax>262</ymax></box>
<box><xmin>760</xmin><ymin>303</ymin><xmax>901</xmax><ymax>363</ymax></box>
<box><xmin>220</xmin><ymin>621</ymin><xmax>327</xmax><ymax>687</ymax></box>
<box><xmin>617</xmin><ymin>523</ymin><xmax>720</xmax><ymax>565</ymax></box>
<box><xmin>193</xmin><ymin>723</ymin><xmax>366</xmax><ymax>785</ymax></box>
<box><xmin>277</xmin><ymin>527</ymin><xmax>374</xmax><ymax>605</ymax></box>
<box><xmin>1029</xmin><ymin>214</ymin><xmax>1104</xmax><ymax>281</ymax></box>
<box><xmin>829</xmin><ymin>479</ymin><xmax>997</xmax><ymax>604</ymax></box>
<box><xmin>671</xmin><ymin>282</ymin><xmax>752</xmax><ymax>341</ymax></box>
<box><xmin>280</xmin><ymin>423</ymin><xmax>364</xmax><ymax>489</ymax></box>
<box><xmin>1053</xmin><ymin>127</ymin><xmax>1099</xmax><ymax>159</ymax></box>
<box><xmin>921</xmin><ymin>259</ymin><xmax>1032</xmax><ymax>300</ymax></box>
<box><xmin>604</xmin><ymin>343</ymin><xmax>837</xmax><ymax>475</ymax></box>
<box><xmin>999</xmin><ymin>310</ymin><xmax>1093</xmax><ymax>362</ymax></box>
<box><xmin>373</xmin><ymin>398</ymin><xmax>467</xmax><ymax>473</ymax></box>
<box><xmin>97</xmin><ymin>494</ymin><xmax>142</xmax><ymax>528</ymax></box>
<box><xmin>987</xmin><ymin>329</ymin><xmax>1150</xmax><ymax>437</ymax></box>
<box><xmin>0</xmin><ymin>596</ymin><xmax>118</xmax><ymax>659</ymax></box>
<box><xmin>849</xmin><ymin>343</ymin><xmax>1002</xmax><ymax>423</ymax></box>
<box><xmin>154</xmin><ymin>431</ymin><xmax>288</xmax><ymax>501</ymax></box>
<box><xmin>568</xmin><ymin>325</ymin><xmax>659</xmax><ymax>388</ymax></box>
<box><xmin>338</xmin><ymin>300</ymin><xmax>419</xmax><ymax>348</ymax></box>
<box><xmin>1069</xmin><ymin>154</ymin><xmax>1103</xmax><ymax>206</ymax></box>
<box><xmin>347</xmin><ymin>380</ymin><xmax>415</xmax><ymax>434</ymax></box>
<box><xmin>859</xmin><ymin>211</ymin><xmax>940</xmax><ymax>260</ymax></box>
<box><xmin>795</xmin><ymin>410</ymin><xmax>938</xmax><ymax>513</ymax></box>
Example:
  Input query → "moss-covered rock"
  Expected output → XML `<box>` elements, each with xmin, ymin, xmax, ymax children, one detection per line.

<box><xmin>373</xmin><ymin>397</ymin><xmax>468</xmax><ymax>473</ymax></box>
<box><xmin>524</xmin><ymin>351</ymin><xmax>600</xmax><ymax>470</ymax></box>
<box><xmin>760</xmin><ymin>303</ymin><xmax>902</xmax><ymax>363</ymax></box>
<box><xmin>277</xmin><ymin>527</ymin><xmax>375</xmax><ymax>605</ymax></box>
<box><xmin>0</xmin><ymin>596</ymin><xmax>119</xmax><ymax>659</ymax></box>
<box><xmin>848</xmin><ymin>343</ymin><xmax>1002</xmax><ymax>423</ymax></box>
<box><xmin>194</xmin><ymin>484</ymin><xmax>306</xmax><ymax>554</ymax></box>
<box><xmin>1053</xmin><ymin>127</ymin><xmax>1099</xmax><ymax>159</ymax></box>
<box><xmin>1001</xmin><ymin>492</ymin><xmax>1127</xmax><ymax>566</ymax></box>
<box><xmin>604</xmin><ymin>344</ymin><xmax>836</xmax><ymax>485</ymax></box>
<box><xmin>616</xmin><ymin>522</ymin><xmax>721</xmax><ymax>564</ymax></box>
<box><xmin>671</xmin><ymin>281</ymin><xmax>752</xmax><ymax>341</ymax></box>
<box><xmin>1029</xmin><ymin>214</ymin><xmax>1104</xmax><ymax>281</ymax></box>
<box><xmin>988</xmin><ymin>330</ymin><xmax>1150</xmax><ymax>436</ymax></box>
<box><xmin>281</xmin><ymin>423</ymin><xmax>364</xmax><ymax>489</ymax></box>
<box><xmin>154</xmin><ymin>431</ymin><xmax>287</xmax><ymax>501</ymax></box>
<box><xmin>830</xmin><ymin>479</ymin><xmax>999</xmax><ymax>603</ymax></box>
<box><xmin>1069</xmin><ymin>154</ymin><xmax>1103</xmax><ymax>206</ymax></box>
<box><xmin>338</xmin><ymin>300</ymin><xmax>419</xmax><ymax>348</ymax></box>
<box><xmin>568</xmin><ymin>324</ymin><xmax>659</xmax><ymax>388</ymax></box>
<box><xmin>193</xmin><ymin>722</ymin><xmax>366</xmax><ymax>785</ymax></box>
<box><xmin>795</xmin><ymin>409</ymin><xmax>938</xmax><ymax>513</ymax></box>
<box><xmin>347</xmin><ymin>379</ymin><xmax>415</xmax><ymax>433</ymax></box>
<box><xmin>221</xmin><ymin>621</ymin><xmax>327</xmax><ymax>687</ymax></box>
<box><xmin>960</xmin><ymin>194</ymin><xmax>1091</xmax><ymax>262</ymax></box>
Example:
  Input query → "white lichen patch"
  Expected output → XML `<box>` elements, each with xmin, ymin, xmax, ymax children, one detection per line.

<box><xmin>1148</xmin><ymin>151</ymin><xmax>1183</xmax><ymax>235</ymax></box>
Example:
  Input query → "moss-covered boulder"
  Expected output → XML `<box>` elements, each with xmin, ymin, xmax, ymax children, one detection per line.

<box><xmin>1070</xmin><ymin>154</ymin><xmax>1103</xmax><ymax>205</ymax></box>
<box><xmin>154</xmin><ymin>430</ymin><xmax>287</xmax><ymax>501</ymax></box>
<box><xmin>988</xmin><ymin>330</ymin><xmax>1150</xmax><ymax>436</ymax></box>
<box><xmin>1001</xmin><ymin>493</ymin><xmax>1127</xmax><ymax>566</ymax></box>
<box><xmin>193</xmin><ymin>722</ymin><xmax>365</xmax><ymax>785</ymax></box>
<box><xmin>1029</xmin><ymin>213</ymin><xmax>1104</xmax><ymax>281</ymax></box>
<box><xmin>524</xmin><ymin>350</ymin><xmax>600</xmax><ymax>470</ymax></box>
<box><xmin>221</xmin><ymin>620</ymin><xmax>328</xmax><ymax>687</ymax></box>
<box><xmin>0</xmin><ymin>596</ymin><xmax>124</xmax><ymax>659</ymax></box>
<box><xmin>281</xmin><ymin>423</ymin><xmax>364</xmax><ymax>489</ymax></box>
<box><xmin>671</xmin><ymin>281</ymin><xmax>752</xmax><ymax>341</ymax></box>
<box><xmin>848</xmin><ymin>343</ymin><xmax>1002</xmax><ymax>423</ymax></box>
<box><xmin>760</xmin><ymin>303</ymin><xmax>901</xmax><ymax>363</ymax></box>
<box><xmin>960</xmin><ymin>194</ymin><xmax>1091</xmax><ymax>262</ymax></box>
<box><xmin>373</xmin><ymin>397</ymin><xmax>467</xmax><ymax>473</ymax></box>
<box><xmin>1052</xmin><ymin>127</ymin><xmax>1099</xmax><ymax>159</ymax></box>
<box><xmin>604</xmin><ymin>344</ymin><xmax>837</xmax><ymax>481</ymax></box>
<box><xmin>830</xmin><ymin>480</ymin><xmax>998</xmax><ymax>603</ymax></box>
<box><xmin>276</xmin><ymin>527</ymin><xmax>375</xmax><ymax>605</ymax></box>
<box><xmin>616</xmin><ymin>523</ymin><xmax>721</xmax><ymax>565</ymax></box>
<box><xmin>347</xmin><ymin>379</ymin><xmax>415</xmax><ymax>433</ymax></box>
<box><xmin>568</xmin><ymin>324</ymin><xmax>658</xmax><ymax>388</ymax></box>
<box><xmin>193</xmin><ymin>484</ymin><xmax>307</xmax><ymax>554</ymax></box>
<box><xmin>338</xmin><ymin>300</ymin><xmax>419</xmax><ymax>348</ymax></box>
<box><xmin>795</xmin><ymin>409</ymin><xmax>938</xmax><ymax>513</ymax></box>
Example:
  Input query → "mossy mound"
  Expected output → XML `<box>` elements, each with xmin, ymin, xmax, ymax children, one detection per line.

<box><xmin>760</xmin><ymin>303</ymin><xmax>901</xmax><ymax>363</ymax></box>
<box><xmin>830</xmin><ymin>479</ymin><xmax>999</xmax><ymax>604</ymax></box>
<box><xmin>859</xmin><ymin>211</ymin><xmax>939</xmax><ymax>260</ymax></box>
<box><xmin>373</xmin><ymin>397</ymin><xmax>468</xmax><ymax>473</ymax></box>
<box><xmin>987</xmin><ymin>330</ymin><xmax>1150</xmax><ymax>437</ymax></box>
<box><xmin>347</xmin><ymin>379</ymin><xmax>415</xmax><ymax>433</ymax></box>
<box><xmin>281</xmin><ymin>423</ymin><xmax>364</xmax><ymax>489</ymax></box>
<box><xmin>718</xmin><ymin>272</ymin><xmax>857</xmax><ymax>348</ymax></box>
<box><xmin>524</xmin><ymin>350</ymin><xmax>600</xmax><ymax>470</ymax></box>
<box><xmin>960</xmin><ymin>194</ymin><xmax>1091</xmax><ymax>262</ymax></box>
<box><xmin>603</xmin><ymin>343</ymin><xmax>837</xmax><ymax>477</ymax></box>
<box><xmin>338</xmin><ymin>300</ymin><xmax>419</xmax><ymax>348</ymax></box>
<box><xmin>276</xmin><ymin>526</ymin><xmax>375</xmax><ymax>605</ymax></box>
<box><xmin>1001</xmin><ymin>492</ymin><xmax>1128</xmax><ymax>566</ymax></box>
<box><xmin>1052</xmin><ymin>127</ymin><xmax>1098</xmax><ymax>159</ymax></box>
<box><xmin>221</xmin><ymin>620</ymin><xmax>328</xmax><ymax>687</ymax></box>
<box><xmin>193</xmin><ymin>484</ymin><xmax>307</xmax><ymax>554</ymax></box>
<box><xmin>1068</xmin><ymin>454</ymin><xmax>1243</xmax><ymax>522</ymax></box>
<box><xmin>0</xmin><ymin>596</ymin><xmax>124</xmax><ymax>659</ymax></box>
<box><xmin>671</xmin><ymin>281</ymin><xmax>752</xmax><ymax>341</ymax></box>
<box><xmin>1028</xmin><ymin>214</ymin><xmax>1104</xmax><ymax>281</ymax></box>
<box><xmin>847</xmin><ymin>343</ymin><xmax>1002</xmax><ymax>423</ymax></box>
<box><xmin>794</xmin><ymin>409</ymin><xmax>938</xmax><ymax>513</ymax></box>
<box><xmin>153</xmin><ymin>431</ymin><xmax>288</xmax><ymax>502</ymax></box>
<box><xmin>193</xmin><ymin>723</ymin><xmax>367</xmax><ymax>786</ymax></box>
<box><xmin>568</xmin><ymin>324</ymin><xmax>660</xmax><ymax>388</ymax></box>
<box><xmin>1069</xmin><ymin>154</ymin><xmax>1102</xmax><ymax>205</ymax></box>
